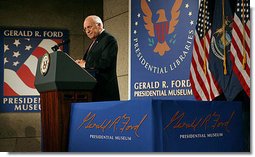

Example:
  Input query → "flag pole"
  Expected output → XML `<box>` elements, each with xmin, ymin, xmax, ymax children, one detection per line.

<box><xmin>222</xmin><ymin>0</ymin><xmax>227</xmax><ymax>75</ymax></box>
<box><xmin>242</xmin><ymin>0</ymin><xmax>247</xmax><ymax>69</ymax></box>
<box><xmin>203</xmin><ymin>0</ymin><xmax>207</xmax><ymax>75</ymax></box>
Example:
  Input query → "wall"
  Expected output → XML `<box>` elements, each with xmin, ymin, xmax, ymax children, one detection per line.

<box><xmin>104</xmin><ymin>0</ymin><xmax>129</xmax><ymax>100</ymax></box>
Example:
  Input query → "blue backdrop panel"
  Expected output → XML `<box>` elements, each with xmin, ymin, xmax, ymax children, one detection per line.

<box><xmin>130</xmin><ymin>0</ymin><xmax>198</xmax><ymax>100</ymax></box>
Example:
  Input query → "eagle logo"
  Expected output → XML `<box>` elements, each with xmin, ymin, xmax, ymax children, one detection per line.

<box><xmin>211</xmin><ymin>17</ymin><xmax>233</xmax><ymax>60</ymax></box>
<box><xmin>141</xmin><ymin>0</ymin><xmax>182</xmax><ymax>56</ymax></box>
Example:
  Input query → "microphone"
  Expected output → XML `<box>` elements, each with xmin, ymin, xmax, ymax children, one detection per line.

<box><xmin>51</xmin><ymin>39</ymin><xmax>70</xmax><ymax>52</ymax></box>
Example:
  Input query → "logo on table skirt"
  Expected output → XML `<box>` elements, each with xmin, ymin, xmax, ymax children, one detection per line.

<box><xmin>78</xmin><ymin>112</ymin><xmax>148</xmax><ymax>138</ymax></box>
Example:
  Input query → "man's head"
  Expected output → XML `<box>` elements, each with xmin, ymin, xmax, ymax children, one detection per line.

<box><xmin>83</xmin><ymin>15</ymin><xmax>104</xmax><ymax>40</ymax></box>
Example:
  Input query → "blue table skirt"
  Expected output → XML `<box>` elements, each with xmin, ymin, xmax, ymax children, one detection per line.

<box><xmin>68</xmin><ymin>99</ymin><xmax>244</xmax><ymax>152</ymax></box>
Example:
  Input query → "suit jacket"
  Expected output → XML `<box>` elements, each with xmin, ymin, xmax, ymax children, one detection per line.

<box><xmin>83</xmin><ymin>31</ymin><xmax>120</xmax><ymax>101</ymax></box>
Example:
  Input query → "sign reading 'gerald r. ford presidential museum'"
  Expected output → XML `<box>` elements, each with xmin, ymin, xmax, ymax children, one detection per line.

<box><xmin>130</xmin><ymin>0</ymin><xmax>198</xmax><ymax>100</ymax></box>
<box><xmin>0</xmin><ymin>28</ymin><xmax>69</xmax><ymax>112</ymax></box>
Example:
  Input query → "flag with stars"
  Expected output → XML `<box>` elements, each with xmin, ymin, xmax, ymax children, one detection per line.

<box><xmin>3</xmin><ymin>38</ymin><xmax>61</xmax><ymax>96</ymax></box>
<box><xmin>189</xmin><ymin>0</ymin><xmax>222</xmax><ymax>101</ymax></box>
<box><xmin>1</xmin><ymin>28</ymin><xmax>69</xmax><ymax>112</ymax></box>
<box><xmin>230</xmin><ymin>0</ymin><xmax>250</xmax><ymax>97</ymax></box>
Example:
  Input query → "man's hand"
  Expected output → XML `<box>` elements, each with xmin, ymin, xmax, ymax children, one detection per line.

<box><xmin>75</xmin><ymin>59</ymin><xmax>86</xmax><ymax>68</ymax></box>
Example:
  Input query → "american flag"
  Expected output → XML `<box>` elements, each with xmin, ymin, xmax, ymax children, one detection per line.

<box><xmin>230</xmin><ymin>0</ymin><xmax>250</xmax><ymax>97</ymax></box>
<box><xmin>3</xmin><ymin>38</ymin><xmax>61</xmax><ymax>96</ymax></box>
<box><xmin>189</xmin><ymin>0</ymin><xmax>222</xmax><ymax>101</ymax></box>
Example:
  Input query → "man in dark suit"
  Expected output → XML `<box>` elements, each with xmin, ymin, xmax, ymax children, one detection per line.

<box><xmin>76</xmin><ymin>15</ymin><xmax>120</xmax><ymax>101</ymax></box>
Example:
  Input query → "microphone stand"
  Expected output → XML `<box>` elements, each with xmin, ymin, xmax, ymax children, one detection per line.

<box><xmin>51</xmin><ymin>39</ymin><xmax>70</xmax><ymax>52</ymax></box>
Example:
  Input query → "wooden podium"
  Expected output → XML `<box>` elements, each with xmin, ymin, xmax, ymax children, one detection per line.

<box><xmin>34</xmin><ymin>51</ymin><xmax>96</xmax><ymax>152</ymax></box>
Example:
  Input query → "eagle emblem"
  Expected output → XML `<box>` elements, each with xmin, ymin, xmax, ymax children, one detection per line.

<box><xmin>141</xmin><ymin>0</ymin><xmax>182</xmax><ymax>56</ymax></box>
<box><xmin>211</xmin><ymin>17</ymin><xmax>232</xmax><ymax>60</ymax></box>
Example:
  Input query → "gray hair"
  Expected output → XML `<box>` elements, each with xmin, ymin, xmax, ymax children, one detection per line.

<box><xmin>86</xmin><ymin>15</ymin><xmax>104</xmax><ymax>28</ymax></box>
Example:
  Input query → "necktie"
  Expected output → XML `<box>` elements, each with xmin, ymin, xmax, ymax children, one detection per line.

<box><xmin>88</xmin><ymin>40</ymin><xmax>96</xmax><ymax>52</ymax></box>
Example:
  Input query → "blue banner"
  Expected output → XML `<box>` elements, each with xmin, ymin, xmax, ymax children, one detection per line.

<box><xmin>0</xmin><ymin>28</ymin><xmax>69</xmax><ymax>112</ymax></box>
<box><xmin>130</xmin><ymin>0</ymin><xmax>198</xmax><ymax>100</ymax></box>
<box><xmin>68</xmin><ymin>100</ymin><xmax>244</xmax><ymax>152</ymax></box>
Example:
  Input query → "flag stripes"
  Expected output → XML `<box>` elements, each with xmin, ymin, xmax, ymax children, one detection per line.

<box><xmin>4</xmin><ymin>39</ymin><xmax>61</xmax><ymax>96</ymax></box>
<box><xmin>190</xmin><ymin>30</ymin><xmax>222</xmax><ymax>100</ymax></box>
<box><xmin>230</xmin><ymin>14</ymin><xmax>250</xmax><ymax>96</ymax></box>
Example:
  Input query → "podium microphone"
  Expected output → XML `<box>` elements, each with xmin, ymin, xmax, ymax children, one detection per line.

<box><xmin>51</xmin><ymin>39</ymin><xmax>70</xmax><ymax>52</ymax></box>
